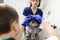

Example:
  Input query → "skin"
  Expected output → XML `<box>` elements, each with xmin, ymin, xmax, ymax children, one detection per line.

<box><xmin>31</xmin><ymin>0</ymin><xmax>39</xmax><ymax>9</ymax></box>
<box><xmin>31</xmin><ymin>0</ymin><xmax>40</xmax><ymax>15</ymax></box>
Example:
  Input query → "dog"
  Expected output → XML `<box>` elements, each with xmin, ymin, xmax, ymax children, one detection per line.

<box><xmin>24</xmin><ymin>15</ymin><xmax>42</xmax><ymax>40</ymax></box>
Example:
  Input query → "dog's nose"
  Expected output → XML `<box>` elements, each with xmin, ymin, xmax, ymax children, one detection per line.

<box><xmin>32</xmin><ymin>20</ymin><xmax>35</xmax><ymax>23</ymax></box>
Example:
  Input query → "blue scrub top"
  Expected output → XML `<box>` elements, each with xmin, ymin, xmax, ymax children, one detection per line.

<box><xmin>23</xmin><ymin>7</ymin><xmax>43</xmax><ymax>17</ymax></box>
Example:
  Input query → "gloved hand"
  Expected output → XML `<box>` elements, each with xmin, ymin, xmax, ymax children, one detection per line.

<box><xmin>33</xmin><ymin>14</ymin><xmax>42</xmax><ymax>24</ymax></box>
<box><xmin>22</xmin><ymin>15</ymin><xmax>32</xmax><ymax>27</ymax></box>
<box><xmin>22</xmin><ymin>18</ymin><xmax>31</xmax><ymax>27</ymax></box>
<box><xmin>31</xmin><ymin>15</ymin><xmax>42</xmax><ymax>28</ymax></box>
<box><xmin>22</xmin><ymin>14</ymin><xmax>42</xmax><ymax>27</ymax></box>
<box><xmin>22</xmin><ymin>15</ymin><xmax>32</xmax><ymax>34</ymax></box>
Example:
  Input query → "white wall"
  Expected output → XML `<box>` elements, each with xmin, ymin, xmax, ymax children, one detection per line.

<box><xmin>4</xmin><ymin>0</ymin><xmax>29</xmax><ymax>24</ymax></box>
<box><xmin>44</xmin><ymin>0</ymin><xmax>60</xmax><ymax>27</ymax></box>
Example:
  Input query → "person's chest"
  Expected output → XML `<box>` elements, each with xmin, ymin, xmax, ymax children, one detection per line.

<box><xmin>27</xmin><ymin>8</ymin><xmax>39</xmax><ymax>15</ymax></box>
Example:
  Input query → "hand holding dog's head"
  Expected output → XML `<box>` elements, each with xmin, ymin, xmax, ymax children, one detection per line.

<box><xmin>22</xmin><ymin>14</ymin><xmax>42</xmax><ymax>27</ymax></box>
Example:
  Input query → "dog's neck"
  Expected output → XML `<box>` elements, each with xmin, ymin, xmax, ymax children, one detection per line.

<box><xmin>29</xmin><ymin>26</ymin><xmax>36</xmax><ymax>29</ymax></box>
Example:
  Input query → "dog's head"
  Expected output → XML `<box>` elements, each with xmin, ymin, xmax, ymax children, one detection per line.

<box><xmin>29</xmin><ymin>19</ymin><xmax>38</xmax><ymax>27</ymax></box>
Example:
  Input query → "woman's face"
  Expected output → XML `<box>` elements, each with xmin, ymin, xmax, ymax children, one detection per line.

<box><xmin>31</xmin><ymin>0</ymin><xmax>39</xmax><ymax>8</ymax></box>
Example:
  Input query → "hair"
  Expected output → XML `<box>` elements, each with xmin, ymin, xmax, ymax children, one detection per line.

<box><xmin>0</xmin><ymin>4</ymin><xmax>19</xmax><ymax>34</ymax></box>
<box><xmin>30</xmin><ymin>0</ymin><xmax>41</xmax><ymax>7</ymax></box>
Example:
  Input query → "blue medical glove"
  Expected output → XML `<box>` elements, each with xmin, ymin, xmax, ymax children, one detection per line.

<box><xmin>22</xmin><ymin>18</ymin><xmax>31</xmax><ymax>27</ymax></box>
<box><xmin>33</xmin><ymin>14</ymin><xmax>42</xmax><ymax>24</ymax></box>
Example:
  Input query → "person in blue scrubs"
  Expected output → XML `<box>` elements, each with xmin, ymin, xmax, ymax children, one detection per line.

<box><xmin>23</xmin><ymin>0</ymin><xmax>43</xmax><ymax>18</ymax></box>
<box><xmin>22</xmin><ymin>0</ymin><xmax>43</xmax><ymax>35</ymax></box>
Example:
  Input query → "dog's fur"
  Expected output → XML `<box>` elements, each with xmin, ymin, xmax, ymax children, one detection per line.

<box><xmin>25</xmin><ymin>20</ymin><xmax>42</xmax><ymax>40</ymax></box>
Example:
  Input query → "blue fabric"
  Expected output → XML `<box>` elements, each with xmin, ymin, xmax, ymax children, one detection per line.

<box><xmin>22</xmin><ymin>14</ymin><xmax>42</xmax><ymax>27</ymax></box>
<box><xmin>32</xmin><ymin>14</ymin><xmax>42</xmax><ymax>24</ymax></box>
<box><xmin>23</xmin><ymin>7</ymin><xmax>43</xmax><ymax>17</ymax></box>
<box><xmin>22</xmin><ymin>15</ymin><xmax>31</xmax><ymax>26</ymax></box>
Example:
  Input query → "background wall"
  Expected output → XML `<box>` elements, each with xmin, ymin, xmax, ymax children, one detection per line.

<box><xmin>4</xmin><ymin>0</ymin><xmax>60</xmax><ymax>40</ymax></box>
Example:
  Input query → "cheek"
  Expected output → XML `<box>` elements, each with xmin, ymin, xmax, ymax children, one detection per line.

<box><xmin>31</xmin><ymin>2</ymin><xmax>34</xmax><ymax>6</ymax></box>
<box><xmin>37</xmin><ymin>2</ymin><xmax>39</xmax><ymax>6</ymax></box>
<box><xmin>15</xmin><ymin>24</ymin><xmax>20</xmax><ymax>31</ymax></box>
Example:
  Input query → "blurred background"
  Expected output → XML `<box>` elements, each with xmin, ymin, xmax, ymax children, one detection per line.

<box><xmin>0</xmin><ymin>0</ymin><xmax>60</xmax><ymax>40</ymax></box>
